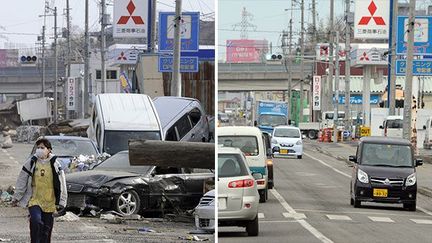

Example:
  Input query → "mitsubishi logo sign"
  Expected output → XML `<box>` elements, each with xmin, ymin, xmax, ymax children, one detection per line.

<box><xmin>359</xmin><ymin>52</ymin><xmax>369</xmax><ymax>61</ymax></box>
<box><xmin>354</xmin><ymin>0</ymin><xmax>390</xmax><ymax>39</ymax></box>
<box><xmin>117</xmin><ymin>1</ymin><xmax>145</xmax><ymax>25</ymax></box>
<box><xmin>117</xmin><ymin>52</ymin><xmax>127</xmax><ymax>61</ymax></box>
<box><xmin>113</xmin><ymin>0</ymin><xmax>150</xmax><ymax>39</ymax></box>
<box><xmin>358</xmin><ymin>1</ymin><xmax>386</xmax><ymax>25</ymax></box>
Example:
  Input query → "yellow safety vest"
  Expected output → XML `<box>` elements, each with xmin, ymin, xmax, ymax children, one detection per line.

<box><xmin>28</xmin><ymin>162</ymin><xmax>56</xmax><ymax>213</ymax></box>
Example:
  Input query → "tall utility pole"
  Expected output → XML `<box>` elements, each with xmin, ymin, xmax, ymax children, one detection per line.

<box><xmin>403</xmin><ymin>0</ymin><xmax>416</xmax><ymax>141</ymax></box>
<box><xmin>333</xmin><ymin>31</ymin><xmax>340</xmax><ymax>143</ymax></box>
<box><xmin>312</xmin><ymin>0</ymin><xmax>317</xmax><ymax>44</ymax></box>
<box><xmin>41</xmin><ymin>25</ymin><xmax>46</xmax><ymax>97</ymax></box>
<box><xmin>344</xmin><ymin>0</ymin><xmax>351</xmax><ymax>133</ymax></box>
<box><xmin>299</xmin><ymin>0</ymin><xmax>305</xmax><ymax>123</ymax></box>
<box><xmin>150</xmin><ymin>0</ymin><xmax>157</xmax><ymax>53</ymax></box>
<box><xmin>66</xmin><ymin>0</ymin><xmax>71</xmax><ymax>78</ymax></box>
<box><xmin>286</xmin><ymin>5</ymin><xmax>293</xmax><ymax>124</ymax></box>
<box><xmin>100</xmin><ymin>0</ymin><xmax>107</xmax><ymax>94</ymax></box>
<box><xmin>327</xmin><ymin>0</ymin><xmax>335</xmax><ymax>114</ymax></box>
<box><xmin>171</xmin><ymin>0</ymin><xmax>182</xmax><ymax>97</ymax></box>
<box><xmin>84</xmin><ymin>0</ymin><xmax>90</xmax><ymax>118</ymax></box>
<box><xmin>388</xmin><ymin>0</ymin><xmax>399</xmax><ymax>115</ymax></box>
<box><xmin>54</xmin><ymin>7</ymin><xmax>58</xmax><ymax>123</ymax></box>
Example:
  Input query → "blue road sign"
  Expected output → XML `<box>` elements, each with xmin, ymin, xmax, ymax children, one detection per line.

<box><xmin>158</xmin><ymin>56</ymin><xmax>199</xmax><ymax>73</ymax></box>
<box><xmin>159</xmin><ymin>12</ymin><xmax>200</xmax><ymax>52</ymax></box>
<box><xmin>395</xmin><ymin>59</ymin><xmax>432</xmax><ymax>76</ymax></box>
<box><xmin>343</xmin><ymin>130</ymin><xmax>351</xmax><ymax>138</ymax></box>
<box><xmin>396</xmin><ymin>16</ymin><xmax>432</xmax><ymax>55</ymax></box>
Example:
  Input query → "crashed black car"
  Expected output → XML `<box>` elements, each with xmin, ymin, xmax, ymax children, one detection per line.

<box><xmin>65</xmin><ymin>150</ymin><xmax>214</xmax><ymax>216</ymax></box>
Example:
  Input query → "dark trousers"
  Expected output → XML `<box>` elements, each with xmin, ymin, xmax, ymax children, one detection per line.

<box><xmin>29</xmin><ymin>205</ymin><xmax>54</xmax><ymax>243</ymax></box>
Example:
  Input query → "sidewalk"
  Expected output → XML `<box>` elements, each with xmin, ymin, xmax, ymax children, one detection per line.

<box><xmin>306</xmin><ymin>139</ymin><xmax>432</xmax><ymax>198</ymax></box>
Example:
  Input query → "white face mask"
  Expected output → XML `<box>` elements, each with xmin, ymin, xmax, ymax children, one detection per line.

<box><xmin>35</xmin><ymin>148</ymin><xmax>48</xmax><ymax>159</ymax></box>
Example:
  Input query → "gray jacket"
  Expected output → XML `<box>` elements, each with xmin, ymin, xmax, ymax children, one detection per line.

<box><xmin>14</xmin><ymin>154</ymin><xmax>68</xmax><ymax>208</ymax></box>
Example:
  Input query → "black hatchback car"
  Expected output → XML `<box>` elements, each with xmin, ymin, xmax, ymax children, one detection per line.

<box><xmin>350</xmin><ymin>137</ymin><xmax>423</xmax><ymax>211</ymax></box>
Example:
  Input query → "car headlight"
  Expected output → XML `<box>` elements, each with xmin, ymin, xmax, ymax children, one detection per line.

<box><xmin>357</xmin><ymin>169</ymin><xmax>369</xmax><ymax>183</ymax></box>
<box><xmin>84</xmin><ymin>187</ymin><xmax>110</xmax><ymax>194</ymax></box>
<box><xmin>406</xmin><ymin>173</ymin><xmax>416</xmax><ymax>186</ymax></box>
<box><xmin>271</xmin><ymin>138</ymin><xmax>278</xmax><ymax>144</ymax></box>
<box><xmin>296</xmin><ymin>140</ymin><xmax>302</xmax><ymax>145</ymax></box>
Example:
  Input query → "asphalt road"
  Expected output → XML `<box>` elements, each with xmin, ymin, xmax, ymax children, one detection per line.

<box><xmin>218</xmin><ymin>145</ymin><xmax>432</xmax><ymax>243</ymax></box>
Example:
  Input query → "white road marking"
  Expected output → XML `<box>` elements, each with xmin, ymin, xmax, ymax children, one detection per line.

<box><xmin>326</xmin><ymin>215</ymin><xmax>352</xmax><ymax>221</ymax></box>
<box><xmin>410</xmin><ymin>219</ymin><xmax>432</xmax><ymax>224</ymax></box>
<box><xmin>295</xmin><ymin>208</ymin><xmax>432</xmax><ymax>218</ymax></box>
<box><xmin>258</xmin><ymin>213</ymin><xmax>265</xmax><ymax>219</ymax></box>
<box><xmin>282</xmin><ymin>212</ymin><xmax>306</xmax><ymax>219</ymax></box>
<box><xmin>9</xmin><ymin>156</ymin><xmax>14</xmax><ymax>160</ymax></box>
<box><xmin>368</xmin><ymin>216</ymin><xmax>394</xmax><ymax>223</ymax></box>
<box><xmin>417</xmin><ymin>207</ymin><xmax>432</xmax><ymax>217</ymax></box>
<box><xmin>260</xmin><ymin>220</ymin><xmax>297</xmax><ymax>224</ymax></box>
<box><xmin>270</xmin><ymin>189</ymin><xmax>333</xmax><ymax>243</ymax></box>
<box><xmin>303</xmin><ymin>152</ymin><xmax>351</xmax><ymax>178</ymax></box>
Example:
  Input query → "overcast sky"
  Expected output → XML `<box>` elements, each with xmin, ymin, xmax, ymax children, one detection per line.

<box><xmin>0</xmin><ymin>0</ymin><xmax>215</xmax><ymax>49</ymax></box>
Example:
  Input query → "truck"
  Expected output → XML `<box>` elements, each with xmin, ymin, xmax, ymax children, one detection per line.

<box><xmin>298</xmin><ymin>111</ymin><xmax>359</xmax><ymax>139</ymax></box>
<box><xmin>254</xmin><ymin>100</ymin><xmax>288</xmax><ymax>134</ymax></box>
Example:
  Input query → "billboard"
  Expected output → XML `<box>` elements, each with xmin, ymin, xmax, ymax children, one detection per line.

<box><xmin>350</xmin><ymin>44</ymin><xmax>388</xmax><ymax>67</ymax></box>
<box><xmin>396</xmin><ymin>16</ymin><xmax>432</xmax><ymax>55</ymax></box>
<box><xmin>113</xmin><ymin>0</ymin><xmax>151</xmax><ymax>39</ymax></box>
<box><xmin>159</xmin><ymin>12</ymin><xmax>200</xmax><ymax>52</ymax></box>
<box><xmin>354</xmin><ymin>0</ymin><xmax>390</xmax><ymax>39</ymax></box>
<box><xmin>0</xmin><ymin>49</ymin><xmax>19</xmax><ymax>67</ymax></box>
<box><xmin>226</xmin><ymin>39</ymin><xmax>268</xmax><ymax>63</ymax></box>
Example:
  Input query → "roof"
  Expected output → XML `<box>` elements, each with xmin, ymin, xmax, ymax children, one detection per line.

<box><xmin>360</xmin><ymin>136</ymin><xmax>411</xmax><ymax>146</ymax></box>
<box><xmin>218</xmin><ymin>126</ymin><xmax>262</xmax><ymax>136</ymax></box>
<box><xmin>97</xmin><ymin>94</ymin><xmax>160</xmax><ymax>131</ymax></box>
<box><xmin>332</xmin><ymin>76</ymin><xmax>432</xmax><ymax>93</ymax></box>
<box><xmin>386</xmin><ymin>116</ymin><xmax>403</xmax><ymax>120</ymax></box>
<box><xmin>274</xmin><ymin>126</ymin><xmax>300</xmax><ymax>130</ymax></box>
<box><xmin>41</xmin><ymin>135</ymin><xmax>93</xmax><ymax>141</ymax></box>
<box><xmin>218</xmin><ymin>146</ymin><xmax>243</xmax><ymax>154</ymax></box>
<box><xmin>153</xmin><ymin>96</ymin><xmax>199</xmax><ymax>129</ymax></box>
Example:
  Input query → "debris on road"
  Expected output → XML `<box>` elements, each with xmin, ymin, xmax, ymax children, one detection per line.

<box><xmin>16</xmin><ymin>126</ymin><xmax>46</xmax><ymax>143</ymax></box>
<box><xmin>56</xmin><ymin>212</ymin><xmax>80</xmax><ymax>222</ymax></box>
<box><xmin>0</xmin><ymin>238</ymin><xmax>11</xmax><ymax>242</ymax></box>
<box><xmin>100</xmin><ymin>213</ymin><xmax>124</xmax><ymax>224</ymax></box>
<box><xmin>0</xmin><ymin>191</ymin><xmax>12</xmax><ymax>202</ymax></box>
<box><xmin>137</xmin><ymin>227</ymin><xmax>156</xmax><ymax>233</ymax></box>
<box><xmin>178</xmin><ymin>235</ymin><xmax>209</xmax><ymax>241</ymax></box>
<box><xmin>1</xmin><ymin>131</ymin><xmax>13</xmax><ymax>149</ymax></box>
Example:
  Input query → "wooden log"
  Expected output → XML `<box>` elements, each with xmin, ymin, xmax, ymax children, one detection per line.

<box><xmin>128</xmin><ymin>140</ymin><xmax>215</xmax><ymax>169</ymax></box>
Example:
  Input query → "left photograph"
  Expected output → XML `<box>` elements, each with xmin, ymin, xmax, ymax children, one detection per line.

<box><xmin>0</xmin><ymin>0</ymin><xmax>215</xmax><ymax>242</ymax></box>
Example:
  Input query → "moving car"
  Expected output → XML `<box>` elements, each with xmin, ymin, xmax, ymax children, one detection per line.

<box><xmin>218</xmin><ymin>126</ymin><xmax>270</xmax><ymax>203</ymax></box>
<box><xmin>271</xmin><ymin>126</ymin><xmax>303</xmax><ymax>159</ymax></box>
<box><xmin>30</xmin><ymin>135</ymin><xmax>100</xmax><ymax>172</ymax></box>
<box><xmin>65</xmin><ymin>150</ymin><xmax>214</xmax><ymax>216</ymax></box>
<box><xmin>349</xmin><ymin>137</ymin><xmax>423</xmax><ymax>211</ymax></box>
<box><xmin>153</xmin><ymin>96</ymin><xmax>210</xmax><ymax>142</ymax></box>
<box><xmin>218</xmin><ymin>147</ymin><xmax>260</xmax><ymax>236</ymax></box>
<box><xmin>194</xmin><ymin>189</ymin><xmax>215</xmax><ymax>233</ymax></box>
<box><xmin>379</xmin><ymin>116</ymin><xmax>403</xmax><ymax>138</ymax></box>
<box><xmin>218</xmin><ymin>113</ymin><xmax>230</xmax><ymax>123</ymax></box>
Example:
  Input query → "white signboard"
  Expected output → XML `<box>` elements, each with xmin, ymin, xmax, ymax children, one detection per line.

<box><xmin>403</xmin><ymin>18</ymin><xmax>429</xmax><ymax>42</ymax></box>
<box><xmin>67</xmin><ymin>77</ymin><xmax>76</xmax><ymax>111</ymax></box>
<box><xmin>313</xmin><ymin>76</ymin><xmax>321</xmax><ymax>111</ymax></box>
<box><xmin>350</xmin><ymin>44</ymin><xmax>388</xmax><ymax>67</ymax></box>
<box><xmin>113</xmin><ymin>0</ymin><xmax>149</xmax><ymax>38</ymax></box>
<box><xmin>315</xmin><ymin>43</ymin><xmax>347</xmax><ymax>61</ymax></box>
<box><xmin>354</xmin><ymin>0</ymin><xmax>390</xmax><ymax>39</ymax></box>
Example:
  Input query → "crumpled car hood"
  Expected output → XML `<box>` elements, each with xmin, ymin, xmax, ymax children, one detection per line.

<box><xmin>66</xmin><ymin>170</ymin><xmax>140</xmax><ymax>188</ymax></box>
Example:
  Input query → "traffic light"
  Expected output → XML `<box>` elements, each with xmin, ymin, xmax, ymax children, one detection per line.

<box><xmin>20</xmin><ymin>55</ymin><xmax>37</xmax><ymax>64</ymax></box>
<box><xmin>271</xmin><ymin>54</ymin><xmax>283</xmax><ymax>60</ymax></box>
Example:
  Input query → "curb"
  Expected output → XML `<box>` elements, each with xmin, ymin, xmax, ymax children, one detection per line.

<box><xmin>418</xmin><ymin>187</ymin><xmax>432</xmax><ymax>198</ymax></box>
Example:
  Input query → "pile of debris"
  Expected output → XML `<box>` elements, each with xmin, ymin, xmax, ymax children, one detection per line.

<box><xmin>47</xmin><ymin>119</ymin><xmax>89</xmax><ymax>137</ymax></box>
<box><xmin>0</xmin><ymin>186</ymin><xmax>15</xmax><ymax>206</ymax></box>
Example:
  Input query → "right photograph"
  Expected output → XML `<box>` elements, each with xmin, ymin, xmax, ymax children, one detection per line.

<box><xmin>217</xmin><ymin>0</ymin><xmax>432</xmax><ymax>242</ymax></box>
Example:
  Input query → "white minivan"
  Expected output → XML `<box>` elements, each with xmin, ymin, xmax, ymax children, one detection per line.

<box><xmin>218</xmin><ymin>126</ymin><xmax>270</xmax><ymax>203</ymax></box>
<box><xmin>87</xmin><ymin>93</ymin><xmax>164</xmax><ymax>155</ymax></box>
<box><xmin>379</xmin><ymin>116</ymin><xmax>403</xmax><ymax>138</ymax></box>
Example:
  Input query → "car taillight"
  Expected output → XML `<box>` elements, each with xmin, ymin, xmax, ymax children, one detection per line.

<box><xmin>256</xmin><ymin>180</ymin><xmax>265</xmax><ymax>185</ymax></box>
<box><xmin>228</xmin><ymin>179</ymin><xmax>255</xmax><ymax>188</ymax></box>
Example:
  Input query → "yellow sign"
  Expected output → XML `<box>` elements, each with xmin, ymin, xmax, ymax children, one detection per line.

<box><xmin>360</xmin><ymin>126</ymin><xmax>371</xmax><ymax>137</ymax></box>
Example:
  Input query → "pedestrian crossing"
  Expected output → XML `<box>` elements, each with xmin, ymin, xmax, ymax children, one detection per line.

<box><xmin>256</xmin><ymin>212</ymin><xmax>432</xmax><ymax>225</ymax></box>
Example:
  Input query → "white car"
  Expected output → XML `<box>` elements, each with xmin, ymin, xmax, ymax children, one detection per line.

<box><xmin>271</xmin><ymin>126</ymin><xmax>303</xmax><ymax>159</ymax></box>
<box><xmin>194</xmin><ymin>189</ymin><xmax>215</xmax><ymax>233</ymax></box>
<box><xmin>218</xmin><ymin>147</ymin><xmax>260</xmax><ymax>236</ymax></box>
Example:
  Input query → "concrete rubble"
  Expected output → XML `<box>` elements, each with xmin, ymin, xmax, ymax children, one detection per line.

<box><xmin>16</xmin><ymin>126</ymin><xmax>46</xmax><ymax>143</ymax></box>
<box><xmin>56</xmin><ymin>212</ymin><xmax>80</xmax><ymax>222</ymax></box>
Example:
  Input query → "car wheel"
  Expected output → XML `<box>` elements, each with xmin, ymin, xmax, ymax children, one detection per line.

<box><xmin>403</xmin><ymin>202</ymin><xmax>416</xmax><ymax>211</ymax></box>
<box><xmin>353</xmin><ymin>197</ymin><xmax>361</xmax><ymax>208</ymax></box>
<box><xmin>297</xmin><ymin>155</ymin><xmax>302</xmax><ymax>159</ymax></box>
<box><xmin>246</xmin><ymin>216</ymin><xmax>259</xmax><ymax>236</ymax></box>
<box><xmin>114</xmin><ymin>190</ymin><xmax>141</xmax><ymax>216</ymax></box>
<box><xmin>259</xmin><ymin>189</ymin><xmax>267</xmax><ymax>203</ymax></box>
<box><xmin>308</xmin><ymin>130</ymin><xmax>317</xmax><ymax>139</ymax></box>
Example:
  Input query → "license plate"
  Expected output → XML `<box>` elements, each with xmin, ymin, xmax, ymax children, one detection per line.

<box><xmin>280</xmin><ymin>149</ymin><xmax>288</xmax><ymax>154</ymax></box>
<box><xmin>373</xmin><ymin>188</ymin><xmax>388</xmax><ymax>197</ymax></box>
<box><xmin>218</xmin><ymin>198</ymin><xmax>227</xmax><ymax>210</ymax></box>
